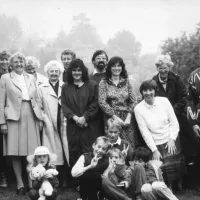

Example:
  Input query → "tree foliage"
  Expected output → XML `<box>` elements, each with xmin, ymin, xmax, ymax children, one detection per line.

<box><xmin>0</xmin><ymin>14</ymin><xmax>22</xmax><ymax>50</ymax></box>
<box><xmin>106</xmin><ymin>30</ymin><xmax>141</xmax><ymax>59</ymax></box>
<box><xmin>162</xmin><ymin>23</ymin><xmax>200</xmax><ymax>84</ymax></box>
<box><xmin>67</xmin><ymin>13</ymin><xmax>103</xmax><ymax>50</ymax></box>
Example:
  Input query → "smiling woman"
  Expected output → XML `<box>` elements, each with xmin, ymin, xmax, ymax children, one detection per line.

<box><xmin>61</xmin><ymin>59</ymin><xmax>103</xmax><ymax>167</ymax></box>
<box><xmin>135</xmin><ymin>79</ymin><xmax>186</xmax><ymax>189</ymax></box>
<box><xmin>0</xmin><ymin>52</ymin><xmax>44</xmax><ymax>196</ymax></box>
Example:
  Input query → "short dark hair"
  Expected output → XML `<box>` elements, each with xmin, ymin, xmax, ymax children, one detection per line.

<box><xmin>60</xmin><ymin>49</ymin><xmax>76</xmax><ymax>60</ymax></box>
<box><xmin>105</xmin><ymin>56</ymin><xmax>128</xmax><ymax>80</ymax></box>
<box><xmin>91</xmin><ymin>50</ymin><xmax>108</xmax><ymax>62</ymax></box>
<box><xmin>0</xmin><ymin>50</ymin><xmax>11</xmax><ymax>60</ymax></box>
<box><xmin>67</xmin><ymin>59</ymin><xmax>89</xmax><ymax>84</ymax></box>
<box><xmin>139</xmin><ymin>79</ymin><xmax>157</xmax><ymax>95</ymax></box>
<box><xmin>133</xmin><ymin>147</ymin><xmax>152</xmax><ymax>163</ymax></box>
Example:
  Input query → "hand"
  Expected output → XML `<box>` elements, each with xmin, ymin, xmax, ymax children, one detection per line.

<box><xmin>121</xmin><ymin>144</ymin><xmax>129</xmax><ymax>158</ymax></box>
<box><xmin>152</xmin><ymin>150</ymin><xmax>162</xmax><ymax>160</ymax></box>
<box><xmin>123</xmin><ymin>114</ymin><xmax>131</xmax><ymax>127</ymax></box>
<box><xmin>165</xmin><ymin>138</ymin><xmax>176</xmax><ymax>155</ymax></box>
<box><xmin>90</xmin><ymin>154</ymin><xmax>101</xmax><ymax>169</ymax></box>
<box><xmin>43</xmin><ymin>173</ymin><xmax>53</xmax><ymax>179</ymax></box>
<box><xmin>192</xmin><ymin>125</ymin><xmax>200</xmax><ymax>139</ymax></box>
<box><xmin>72</xmin><ymin>115</ymin><xmax>79</xmax><ymax>122</ymax></box>
<box><xmin>112</xmin><ymin>115</ymin><xmax>124</xmax><ymax>126</ymax></box>
<box><xmin>1</xmin><ymin>124</ymin><xmax>8</xmax><ymax>134</ymax></box>
<box><xmin>120</xmin><ymin>181</ymin><xmax>129</xmax><ymax>189</ymax></box>
<box><xmin>77</xmin><ymin>116</ymin><xmax>86</xmax><ymax>127</ymax></box>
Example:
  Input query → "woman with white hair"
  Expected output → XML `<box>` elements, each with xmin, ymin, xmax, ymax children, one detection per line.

<box><xmin>0</xmin><ymin>52</ymin><xmax>44</xmax><ymax>195</ymax></box>
<box><xmin>152</xmin><ymin>54</ymin><xmax>188</xmax><ymax>190</ymax></box>
<box><xmin>25</xmin><ymin>56</ymin><xmax>48</xmax><ymax>86</ymax></box>
<box><xmin>38</xmin><ymin>60</ymin><xmax>69</xmax><ymax>187</ymax></box>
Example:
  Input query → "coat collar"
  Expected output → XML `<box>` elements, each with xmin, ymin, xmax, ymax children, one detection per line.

<box><xmin>41</xmin><ymin>80</ymin><xmax>63</xmax><ymax>98</ymax></box>
<box><xmin>10</xmin><ymin>71</ymin><xmax>32</xmax><ymax>90</ymax></box>
<box><xmin>154</xmin><ymin>71</ymin><xmax>177</xmax><ymax>83</ymax></box>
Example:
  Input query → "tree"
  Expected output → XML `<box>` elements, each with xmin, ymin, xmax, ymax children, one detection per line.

<box><xmin>162</xmin><ymin>23</ymin><xmax>200</xmax><ymax>84</ymax></box>
<box><xmin>67</xmin><ymin>13</ymin><xmax>103</xmax><ymax>50</ymax></box>
<box><xmin>106</xmin><ymin>30</ymin><xmax>141</xmax><ymax>58</ymax></box>
<box><xmin>0</xmin><ymin>14</ymin><xmax>22</xmax><ymax>50</ymax></box>
<box><xmin>54</xmin><ymin>29</ymin><xmax>70</xmax><ymax>49</ymax></box>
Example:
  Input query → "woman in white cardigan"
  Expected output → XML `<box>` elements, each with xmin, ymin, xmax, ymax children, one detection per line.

<box><xmin>134</xmin><ymin>79</ymin><xmax>185</xmax><ymax>190</ymax></box>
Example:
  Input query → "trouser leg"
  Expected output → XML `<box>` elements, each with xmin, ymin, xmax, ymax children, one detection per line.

<box><xmin>152</xmin><ymin>181</ymin><xmax>178</xmax><ymax>200</ymax></box>
<box><xmin>141</xmin><ymin>183</ymin><xmax>157</xmax><ymax>200</ymax></box>
<box><xmin>102</xmin><ymin>177</ymin><xmax>130</xmax><ymax>200</ymax></box>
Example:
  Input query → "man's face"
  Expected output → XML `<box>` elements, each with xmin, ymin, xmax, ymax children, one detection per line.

<box><xmin>0</xmin><ymin>57</ymin><xmax>9</xmax><ymax>70</ymax></box>
<box><xmin>61</xmin><ymin>54</ymin><xmax>73</xmax><ymax>70</ymax></box>
<box><xmin>93</xmin><ymin>53</ymin><xmax>107</xmax><ymax>72</ymax></box>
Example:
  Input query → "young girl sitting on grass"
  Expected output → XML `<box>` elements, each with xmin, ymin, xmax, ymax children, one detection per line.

<box><xmin>27</xmin><ymin>146</ymin><xmax>59</xmax><ymax>200</ymax></box>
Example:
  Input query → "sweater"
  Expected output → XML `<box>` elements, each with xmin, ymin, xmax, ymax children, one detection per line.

<box><xmin>134</xmin><ymin>97</ymin><xmax>179</xmax><ymax>152</ymax></box>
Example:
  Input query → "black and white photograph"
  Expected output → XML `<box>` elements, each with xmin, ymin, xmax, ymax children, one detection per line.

<box><xmin>0</xmin><ymin>0</ymin><xmax>200</xmax><ymax>199</ymax></box>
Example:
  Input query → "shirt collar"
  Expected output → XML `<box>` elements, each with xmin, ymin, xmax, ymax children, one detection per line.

<box><xmin>110</xmin><ymin>137</ymin><xmax>121</xmax><ymax>146</ymax></box>
<box><xmin>93</xmin><ymin>68</ymin><xmax>105</xmax><ymax>75</ymax></box>
<box><xmin>143</xmin><ymin>98</ymin><xmax>157</xmax><ymax>109</ymax></box>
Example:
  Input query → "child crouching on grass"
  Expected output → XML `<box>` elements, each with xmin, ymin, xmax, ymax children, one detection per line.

<box><xmin>102</xmin><ymin>147</ymin><xmax>133</xmax><ymax>200</ymax></box>
<box><xmin>107</xmin><ymin>118</ymin><xmax>133</xmax><ymax>165</ymax></box>
<box><xmin>71</xmin><ymin>136</ymin><xmax>110</xmax><ymax>200</ymax></box>
<box><xmin>27</xmin><ymin>146</ymin><xmax>59</xmax><ymax>200</ymax></box>
<box><xmin>132</xmin><ymin>147</ymin><xmax>178</xmax><ymax>200</ymax></box>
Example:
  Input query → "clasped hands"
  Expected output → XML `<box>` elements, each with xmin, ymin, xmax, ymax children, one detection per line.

<box><xmin>73</xmin><ymin>115</ymin><xmax>88</xmax><ymax>128</ymax></box>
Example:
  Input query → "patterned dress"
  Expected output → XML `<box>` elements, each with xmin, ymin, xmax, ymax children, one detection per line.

<box><xmin>98</xmin><ymin>78</ymin><xmax>138</xmax><ymax>149</ymax></box>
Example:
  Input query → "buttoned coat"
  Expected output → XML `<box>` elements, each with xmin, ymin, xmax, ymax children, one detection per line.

<box><xmin>38</xmin><ymin>81</ymin><xmax>69</xmax><ymax>165</ymax></box>
<box><xmin>0</xmin><ymin>71</ymin><xmax>43</xmax><ymax>125</ymax></box>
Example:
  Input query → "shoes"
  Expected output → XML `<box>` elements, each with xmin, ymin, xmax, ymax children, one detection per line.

<box><xmin>16</xmin><ymin>187</ymin><xmax>25</xmax><ymax>196</ymax></box>
<box><xmin>0</xmin><ymin>172</ymin><xmax>8</xmax><ymax>187</ymax></box>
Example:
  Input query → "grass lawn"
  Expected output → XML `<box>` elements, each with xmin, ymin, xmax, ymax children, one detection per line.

<box><xmin>0</xmin><ymin>163</ymin><xmax>200</xmax><ymax>200</ymax></box>
<box><xmin>0</xmin><ymin>187</ymin><xmax>200</xmax><ymax>200</ymax></box>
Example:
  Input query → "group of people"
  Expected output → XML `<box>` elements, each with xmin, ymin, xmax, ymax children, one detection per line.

<box><xmin>0</xmin><ymin>48</ymin><xmax>199</xmax><ymax>200</ymax></box>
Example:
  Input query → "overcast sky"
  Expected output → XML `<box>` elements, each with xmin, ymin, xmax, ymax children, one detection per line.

<box><xmin>1</xmin><ymin>0</ymin><xmax>200</xmax><ymax>54</ymax></box>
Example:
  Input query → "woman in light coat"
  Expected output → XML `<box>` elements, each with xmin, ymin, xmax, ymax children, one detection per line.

<box><xmin>38</xmin><ymin>60</ymin><xmax>69</xmax><ymax>187</ymax></box>
<box><xmin>0</xmin><ymin>52</ymin><xmax>43</xmax><ymax>195</ymax></box>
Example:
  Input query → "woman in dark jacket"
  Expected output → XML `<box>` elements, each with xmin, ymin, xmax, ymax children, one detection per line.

<box><xmin>61</xmin><ymin>59</ymin><xmax>102</xmax><ymax>167</ymax></box>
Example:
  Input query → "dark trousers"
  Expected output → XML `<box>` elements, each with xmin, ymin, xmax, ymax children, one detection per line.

<box><xmin>0</xmin><ymin>134</ymin><xmax>7</xmax><ymax>172</ymax></box>
<box><xmin>102</xmin><ymin>177</ymin><xmax>130</xmax><ymax>200</ymax></box>
<box><xmin>79</xmin><ymin>178</ymin><xmax>102</xmax><ymax>200</ymax></box>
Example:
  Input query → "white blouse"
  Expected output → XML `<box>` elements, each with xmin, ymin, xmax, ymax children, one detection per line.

<box><xmin>15</xmin><ymin>72</ymin><xmax>30</xmax><ymax>100</ymax></box>
<box><xmin>134</xmin><ymin>97</ymin><xmax>179</xmax><ymax>152</ymax></box>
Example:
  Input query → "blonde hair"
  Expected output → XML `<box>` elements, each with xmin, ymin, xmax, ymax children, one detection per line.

<box><xmin>155</xmin><ymin>54</ymin><xmax>174</xmax><ymax>68</ymax></box>
<box><xmin>9</xmin><ymin>52</ymin><xmax>26</xmax><ymax>67</ymax></box>
<box><xmin>26</xmin><ymin>56</ymin><xmax>40</xmax><ymax>68</ymax></box>
<box><xmin>107</xmin><ymin>118</ymin><xmax>122</xmax><ymax>131</ymax></box>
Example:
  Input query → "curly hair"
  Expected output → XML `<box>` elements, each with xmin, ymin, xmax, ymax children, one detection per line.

<box><xmin>26</xmin><ymin>56</ymin><xmax>40</xmax><ymax>69</ymax></box>
<box><xmin>91</xmin><ymin>49</ymin><xmax>108</xmax><ymax>62</ymax></box>
<box><xmin>105</xmin><ymin>56</ymin><xmax>128</xmax><ymax>80</ymax></box>
<box><xmin>0</xmin><ymin>50</ymin><xmax>11</xmax><ymax>60</ymax></box>
<box><xmin>9</xmin><ymin>52</ymin><xmax>26</xmax><ymax>67</ymax></box>
<box><xmin>67</xmin><ymin>59</ymin><xmax>89</xmax><ymax>84</ymax></box>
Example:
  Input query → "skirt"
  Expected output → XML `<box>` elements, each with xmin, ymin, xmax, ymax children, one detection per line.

<box><xmin>3</xmin><ymin>101</ymin><xmax>41</xmax><ymax>156</ymax></box>
<box><xmin>158</xmin><ymin>138</ymin><xmax>186</xmax><ymax>183</ymax></box>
